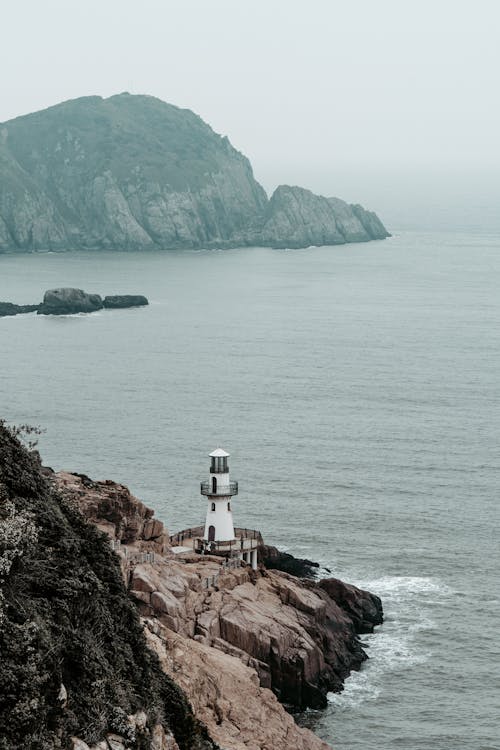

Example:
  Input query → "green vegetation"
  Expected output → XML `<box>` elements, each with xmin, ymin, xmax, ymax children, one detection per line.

<box><xmin>3</xmin><ymin>94</ymin><xmax>237</xmax><ymax>192</ymax></box>
<box><xmin>0</xmin><ymin>420</ymin><xmax>216</xmax><ymax>750</ymax></box>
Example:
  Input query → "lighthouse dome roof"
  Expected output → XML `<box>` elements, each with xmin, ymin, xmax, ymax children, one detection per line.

<box><xmin>209</xmin><ymin>447</ymin><xmax>230</xmax><ymax>457</ymax></box>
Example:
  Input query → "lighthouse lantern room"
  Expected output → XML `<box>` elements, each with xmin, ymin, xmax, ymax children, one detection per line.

<box><xmin>200</xmin><ymin>448</ymin><xmax>238</xmax><ymax>543</ymax></box>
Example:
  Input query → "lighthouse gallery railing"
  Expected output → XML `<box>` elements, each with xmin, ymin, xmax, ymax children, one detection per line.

<box><xmin>200</xmin><ymin>480</ymin><xmax>238</xmax><ymax>496</ymax></box>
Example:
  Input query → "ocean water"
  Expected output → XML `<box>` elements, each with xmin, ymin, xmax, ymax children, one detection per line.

<box><xmin>1</xmin><ymin>231</ymin><xmax>499</xmax><ymax>750</ymax></box>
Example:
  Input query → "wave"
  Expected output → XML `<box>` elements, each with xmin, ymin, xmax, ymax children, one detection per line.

<box><xmin>327</xmin><ymin>575</ymin><xmax>451</xmax><ymax>712</ymax></box>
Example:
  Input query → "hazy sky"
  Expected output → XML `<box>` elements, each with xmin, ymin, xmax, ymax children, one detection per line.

<box><xmin>2</xmin><ymin>0</ymin><xmax>499</xmax><ymax>229</ymax></box>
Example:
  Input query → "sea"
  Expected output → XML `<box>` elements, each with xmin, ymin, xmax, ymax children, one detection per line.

<box><xmin>1</xmin><ymin>231</ymin><xmax>499</xmax><ymax>750</ymax></box>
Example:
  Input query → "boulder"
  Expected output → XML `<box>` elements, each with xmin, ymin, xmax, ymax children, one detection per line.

<box><xmin>319</xmin><ymin>577</ymin><xmax>383</xmax><ymax>634</ymax></box>
<box><xmin>37</xmin><ymin>288</ymin><xmax>103</xmax><ymax>315</ymax></box>
<box><xmin>103</xmin><ymin>295</ymin><xmax>149</xmax><ymax>309</ymax></box>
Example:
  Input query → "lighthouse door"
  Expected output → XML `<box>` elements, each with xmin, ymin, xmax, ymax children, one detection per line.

<box><xmin>208</xmin><ymin>525</ymin><xmax>215</xmax><ymax>542</ymax></box>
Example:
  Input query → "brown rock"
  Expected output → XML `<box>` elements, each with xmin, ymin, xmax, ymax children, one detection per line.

<box><xmin>57</xmin><ymin>468</ymin><xmax>382</xmax><ymax>749</ymax></box>
<box><xmin>151</xmin><ymin>590</ymin><xmax>180</xmax><ymax>617</ymax></box>
<box><xmin>146</xmin><ymin>624</ymin><xmax>331</xmax><ymax>750</ymax></box>
<box><xmin>53</xmin><ymin>471</ymin><xmax>169</xmax><ymax>552</ymax></box>
<box><xmin>151</xmin><ymin>723</ymin><xmax>180</xmax><ymax>750</ymax></box>
<box><xmin>71</xmin><ymin>740</ymin><xmax>91</xmax><ymax>750</ymax></box>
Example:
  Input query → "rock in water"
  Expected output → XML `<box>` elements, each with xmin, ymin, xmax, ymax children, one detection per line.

<box><xmin>0</xmin><ymin>302</ymin><xmax>39</xmax><ymax>316</ymax></box>
<box><xmin>0</xmin><ymin>93</ymin><xmax>389</xmax><ymax>252</ymax></box>
<box><xmin>37</xmin><ymin>288</ymin><xmax>103</xmax><ymax>315</ymax></box>
<box><xmin>103</xmin><ymin>294</ymin><xmax>149</xmax><ymax>309</ymax></box>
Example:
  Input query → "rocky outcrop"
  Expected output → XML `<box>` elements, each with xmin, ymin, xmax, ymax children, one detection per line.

<box><xmin>37</xmin><ymin>287</ymin><xmax>103</xmax><ymax>315</ymax></box>
<box><xmin>103</xmin><ymin>294</ymin><xmax>149</xmax><ymax>309</ymax></box>
<box><xmin>0</xmin><ymin>301</ymin><xmax>39</xmax><ymax>316</ymax></box>
<box><xmin>259</xmin><ymin>186</ymin><xmax>390</xmax><ymax>248</ymax></box>
<box><xmin>319</xmin><ymin>577</ymin><xmax>384</xmax><ymax>634</ymax></box>
<box><xmin>259</xmin><ymin>543</ymin><xmax>321</xmax><ymax>578</ymax></box>
<box><xmin>1</xmin><ymin>288</ymin><xmax>150</xmax><ymax>317</ymax></box>
<box><xmin>55</xmin><ymin>471</ymin><xmax>169</xmax><ymax>552</ymax></box>
<box><xmin>53</xmin><ymin>468</ymin><xmax>383</xmax><ymax>750</ymax></box>
<box><xmin>0</xmin><ymin>93</ymin><xmax>389</xmax><ymax>252</ymax></box>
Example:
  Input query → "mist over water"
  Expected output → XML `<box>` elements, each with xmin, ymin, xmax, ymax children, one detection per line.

<box><xmin>1</xmin><ymin>230</ymin><xmax>499</xmax><ymax>749</ymax></box>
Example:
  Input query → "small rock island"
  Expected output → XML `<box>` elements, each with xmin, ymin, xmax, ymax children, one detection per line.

<box><xmin>0</xmin><ymin>288</ymin><xmax>149</xmax><ymax>316</ymax></box>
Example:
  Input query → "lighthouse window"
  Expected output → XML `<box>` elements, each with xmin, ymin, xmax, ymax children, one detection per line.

<box><xmin>227</xmin><ymin>502</ymin><xmax>231</xmax><ymax>511</ymax></box>
<box><xmin>211</xmin><ymin>502</ymin><xmax>216</xmax><ymax>512</ymax></box>
<box><xmin>212</xmin><ymin>476</ymin><xmax>217</xmax><ymax>493</ymax></box>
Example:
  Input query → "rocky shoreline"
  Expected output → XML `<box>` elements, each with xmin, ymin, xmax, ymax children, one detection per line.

<box><xmin>53</xmin><ymin>470</ymin><xmax>383</xmax><ymax>750</ymax></box>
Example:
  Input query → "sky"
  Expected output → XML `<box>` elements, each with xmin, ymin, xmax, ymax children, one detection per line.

<box><xmin>1</xmin><ymin>0</ymin><xmax>499</xmax><ymax>230</ymax></box>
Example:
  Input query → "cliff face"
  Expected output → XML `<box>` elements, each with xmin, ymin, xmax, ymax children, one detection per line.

<box><xmin>259</xmin><ymin>186</ymin><xmax>389</xmax><ymax>248</ymax></box>
<box><xmin>0</xmin><ymin>94</ymin><xmax>388</xmax><ymax>252</ymax></box>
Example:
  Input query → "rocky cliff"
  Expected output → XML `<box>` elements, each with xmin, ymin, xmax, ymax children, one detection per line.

<box><xmin>0</xmin><ymin>94</ymin><xmax>389</xmax><ymax>252</ymax></box>
<box><xmin>54</xmin><ymin>470</ymin><xmax>383</xmax><ymax>750</ymax></box>
<box><xmin>259</xmin><ymin>186</ymin><xmax>390</xmax><ymax>248</ymax></box>
<box><xmin>0</xmin><ymin>422</ymin><xmax>382</xmax><ymax>750</ymax></box>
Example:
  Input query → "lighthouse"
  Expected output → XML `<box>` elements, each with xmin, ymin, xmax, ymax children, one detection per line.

<box><xmin>170</xmin><ymin>447</ymin><xmax>259</xmax><ymax>570</ymax></box>
<box><xmin>200</xmin><ymin>448</ymin><xmax>238</xmax><ymax>543</ymax></box>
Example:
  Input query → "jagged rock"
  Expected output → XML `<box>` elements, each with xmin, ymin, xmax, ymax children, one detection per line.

<box><xmin>152</xmin><ymin>724</ymin><xmax>181</xmax><ymax>750</ymax></box>
<box><xmin>55</xmin><ymin>471</ymin><xmax>169</xmax><ymax>552</ymax></box>
<box><xmin>103</xmin><ymin>295</ymin><xmax>149</xmax><ymax>309</ymax></box>
<box><xmin>147</xmin><ymin>624</ymin><xmax>332</xmax><ymax>750</ymax></box>
<box><xmin>0</xmin><ymin>301</ymin><xmax>39</xmax><ymax>316</ymax></box>
<box><xmin>259</xmin><ymin>185</ymin><xmax>390</xmax><ymax>248</ymax></box>
<box><xmin>105</xmin><ymin>735</ymin><xmax>126</xmax><ymax>750</ymax></box>
<box><xmin>319</xmin><ymin>577</ymin><xmax>383</xmax><ymax>634</ymax></box>
<box><xmin>71</xmin><ymin>739</ymin><xmax>91</xmax><ymax>750</ymax></box>
<box><xmin>53</xmin><ymin>468</ymin><xmax>383</xmax><ymax>714</ymax></box>
<box><xmin>260</xmin><ymin>543</ymin><xmax>320</xmax><ymax>578</ymax></box>
<box><xmin>37</xmin><ymin>287</ymin><xmax>103</xmax><ymax>315</ymax></box>
<box><xmin>0</xmin><ymin>93</ymin><xmax>388</xmax><ymax>252</ymax></box>
<box><xmin>50</xmin><ymin>466</ymin><xmax>384</xmax><ymax>748</ymax></box>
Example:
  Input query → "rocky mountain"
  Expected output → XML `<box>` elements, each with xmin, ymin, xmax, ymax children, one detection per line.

<box><xmin>0</xmin><ymin>94</ymin><xmax>389</xmax><ymax>252</ymax></box>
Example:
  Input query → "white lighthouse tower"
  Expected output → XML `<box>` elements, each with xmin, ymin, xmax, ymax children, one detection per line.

<box><xmin>201</xmin><ymin>448</ymin><xmax>238</xmax><ymax>543</ymax></box>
